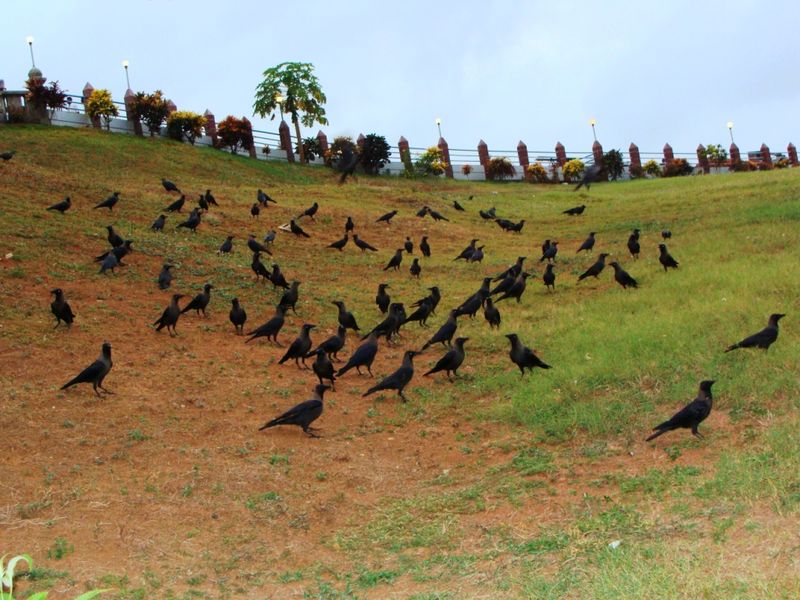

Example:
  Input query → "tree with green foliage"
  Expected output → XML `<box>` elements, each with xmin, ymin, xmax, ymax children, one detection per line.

<box><xmin>84</xmin><ymin>88</ymin><xmax>118</xmax><ymax>130</ymax></box>
<box><xmin>296</xmin><ymin>136</ymin><xmax>323</xmax><ymax>161</ymax></box>
<box><xmin>130</xmin><ymin>90</ymin><xmax>170</xmax><ymax>137</ymax></box>
<box><xmin>359</xmin><ymin>134</ymin><xmax>391</xmax><ymax>175</ymax></box>
<box><xmin>700</xmin><ymin>143</ymin><xmax>728</xmax><ymax>168</ymax></box>
<box><xmin>253</xmin><ymin>62</ymin><xmax>328</xmax><ymax>164</ymax></box>
<box><xmin>414</xmin><ymin>147</ymin><xmax>447</xmax><ymax>177</ymax></box>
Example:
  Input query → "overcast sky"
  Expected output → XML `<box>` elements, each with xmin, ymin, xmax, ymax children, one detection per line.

<box><xmin>4</xmin><ymin>0</ymin><xmax>798</xmax><ymax>157</ymax></box>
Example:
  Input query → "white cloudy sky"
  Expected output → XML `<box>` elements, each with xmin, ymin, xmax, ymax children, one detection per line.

<box><xmin>4</xmin><ymin>0</ymin><xmax>798</xmax><ymax>156</ymax></box>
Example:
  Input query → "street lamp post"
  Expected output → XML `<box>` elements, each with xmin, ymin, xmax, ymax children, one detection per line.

<box><xmin>275</xmin><ymin>93</ymin><xmax>285</xmax><ymax>121</ymax></box>
<box><xmin>589</xmin><ymin>118</ymin><xmax>597</xmax><ymax>142</ymax></box>
<box><xmin>26</xmin><ymin>36</ymin><xmax>36</xmax><ymax>68</ymax></box>
<box><xmin>122</xmin><ymin>60</ymin><xmax>130</xmax><ymax>89</ymax></box>
<box><xmin>726</xmin><ymin>121</ymin><xmax>734</xmax><ymax>144</ymax></box>
<box><xmin>435</xmin><ymin>117</ymin><xmax>442</xmax><ymax>138</ymax></box>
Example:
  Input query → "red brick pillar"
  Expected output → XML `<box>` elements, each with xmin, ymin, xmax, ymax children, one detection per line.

<box><xmin>279</xmin><ymin>120</ymin><xmax>294</xmax><ymax>162</ymax></box>
<box><xmin>517</xmin><ymin>140</ymin><xmax>529</xmax><ymax>176</ymax></box>
<box><xmin>203</xmin><ymin>109</ymin><xmax>217</xmax><ymax>146</ymax></box>
<box><xmin>317</xmin><ymin>130</ymin><xmax>329</xmax><ymax>158</ymax></box>
<box><xmin>592</xmin><ymin>140</ymin><xmax>603</xmax><ymax>165</ymax></box>
<box><xmin>760</xmin><ymin>143</ymin><xmax>772</xmax><ymax>167</ymax></box>
<box><xmin>124</xmin><ymin>89</ymin><xmax>141</xmax><ymax>136</ymax></box>
<box><xmin>663</xmin><ymin>143</ymin><xmax>674</xmax><ymax>166</ymax></box>
<box><xmin>788</xmin><ymin>143</ymin><xmax>798</xmax><ymax>166</ymax></box>
<box><xmin>242</xmin><ymin>117</ymin><xmax>257</xmax><ymax>158</ymax></box>
<box><xmin>82</xmin><ymin>82</ymin><xmax>100</xmax><ymax>128</ymax></box>
<box><xmin>555</xmin><ymin>142</ymin><xmax>567</xmax><ymax>166</ymax></box>
<box><xmin>477</xmin><ymin>139</ymin><xmax>489</xmax><ymax>173</ymax></box>
<box><xmin>696</xmin><ymin>144</ymin><xmax>710</xmax><ymax>173</ymax></box>
<box><xmin>398</xmin><ymin>136</ymin><xmax>412</xmax><ymax>171</ymax></box>
<box><xmin>730</xmin><ymin>143</ymin><xmax>741</xmax><ymax>166</ymax></box>
<box><xmin>166</xmin><ymin>100</ymin><xmax>176</xmax><ymax>116</ymax></box>
<box><xmin>438</xmin><ymin>136</ymin><xmax>454</xmax><ymax>178</ymax></box>
<box><xmin>628</xmin><ymin>143</ymin><xmax>641</xmax><ymax>172</ymax></box>
<box><xmin>357</xmin><ymin>133</ymin><xmax>365</xmax><ymax>152</ymax></box>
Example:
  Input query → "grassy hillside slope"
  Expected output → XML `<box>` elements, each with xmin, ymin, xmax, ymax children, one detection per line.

<box><xmin>1</xmin><ymin>125</ymin><xmax>799</xmax><ymax>599</ymax></box>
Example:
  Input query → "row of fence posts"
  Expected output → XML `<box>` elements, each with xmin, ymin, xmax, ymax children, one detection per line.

<box><xmin>77</xmin><ymin>81</ymin><xmax>800</xmax><ymax>173</ymax></box>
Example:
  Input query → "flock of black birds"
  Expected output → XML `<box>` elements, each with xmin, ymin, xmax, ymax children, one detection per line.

<box><xmin>17</xmin><ymin>147</ymin><xmax>786</xmax><ymax>443</ymax></box>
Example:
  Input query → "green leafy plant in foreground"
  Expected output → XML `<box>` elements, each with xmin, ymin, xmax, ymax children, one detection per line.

<box><xmin>1</xmin><ymin>553</ymin><xmax>107</xmax><ymax>600</ymax></box>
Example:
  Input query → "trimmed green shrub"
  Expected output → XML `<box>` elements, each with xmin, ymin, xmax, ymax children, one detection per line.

<box><xmin>643</xmin><ymin>159</ymin><xmax>662</xmax><ymax>177</ymax></box>
<box><xmin>166</xmin><ymin>111</ymin><xmax>206</xmax><ymax>145</ymax></box>
<box><xmin>84</xmin><ymin>89</ymin><xmax>118</xmax><ymax>130</ymax></box>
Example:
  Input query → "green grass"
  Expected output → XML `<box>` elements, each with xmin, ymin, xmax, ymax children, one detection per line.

<box><xmin>1</xmin><ymin>124</ymin><xmax>799</xmax><ymax>598</ymax></box>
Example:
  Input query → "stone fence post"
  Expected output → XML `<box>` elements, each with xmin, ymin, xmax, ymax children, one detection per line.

<box><xmin>438</xmin><ymin>136</ymin><xmax>453</xmax><ymax>178</ymax></box>
<box><xmin>760</xmin><ymin>143</ymin><xmax>772</xmax><ymax>167</ymax></box>
<box><xmin>730</xmin><ymin>143</ymin><xmax>741</xmax><ymax>166</ymax></box>
<box><xmin>203</xmin><ymin>109</ymin><xmax>217</xmax><ymax>146</ymax></box>
<box><xmin>279</xmin><ymin>120</ymin><xmax>294</xmax><ymax>163</ymax></box>
<box><xmin>663</xmin><ymin>143</ymin><xmax>674</xmax><ymax>166</ymax></box>
<box><xmin>629</xmin><ymin>142</ymin><xmax>641</xmax><ymax>172</ymax></box>
<box><xmin>398</xmin><ymin>136</ymin><xmax>412</xmax><ymax>171</ymax></box>
<box><xmin>592</xmin><ymin>140</ymin><xmax>603</xmax><ymax>165</ymax></box>
<box><xmin>788</xmin><ymin>143</ymin><xmax>798</xmax><ymax>166</ymax></box>
<box><xmin>555</xmin><ymin>142</ymin><xmax>567</xmax><ymax>166</ymax></box>
<box><xmin>317</xmin><ymin>130</ymin><xmax>329</xmax><ymax>159</ymax></box>
<box><xmin>696</xmin><ymin>144</ymin><xmax>710</xmax><ymax>173</ymax></box>
<box><xmin>126</xmin><ymin>89</ymin><xmax>142</xmax><ymax>136</ymax></box>
<box><xmin>477</xmin><ymin>139</ymin><xmax>489</xmax><ymax>171</ymax></box>
<box><xmin>517</xmin><ymin>140</ymin><xmax>529</xmax><ymax>176</ymax></box>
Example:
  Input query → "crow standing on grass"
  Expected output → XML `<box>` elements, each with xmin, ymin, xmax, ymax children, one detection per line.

<box><xmin>627</xmin><ymin>229</ymin><xmax>641</xmax><ymax>259</ymax></box>
<box><xmin>609</xmin><ymin>261</ymin><xmax>638</xmax><ymax>289</ymax></box>
<box><xmin>424</xmin><ymin>337</ymin><xmax>468</xmax><ymax>380</ymax></box>
<box><xmin>506</xmin><ymin>333</ymin><xmax>551</xmax><ymax>375</ymax></box>
<box><xmin>229</xmin><ymin>298</ymin><xmax>247</xmax><ymax>335</ymax></box>
<box><xmin>327</xmin><ymin>233</ymin><xmax>349</xmax><ymax>251</ymax></box>
<box><xmin>94</xmin><ymin>192</ymin><xmax>120</xmax><ymax>211</ymax></box>
<box><xmin>410</xmin><ymin>258</ymin><xmax>421</xmax><ymax>278</ymax></box>
<box><xmin>484</xmin><ymin>298</ymin><xmax>501</xmax><ymax>329</ymax></box>
<box><xmin>562</xmin><ymin>204</ymin><xmax>586</xmax><ymax>216</ymax></box>
<box><xmin>543</xmin><ymin>264</ymin><xmax>556</xmax><ymax>291</ymax></box>
<box><xmin>646</xmin><ymin>380</ymin><xmax>715</xmax><ymax>441</ymax></box>
<box><xmin>576</xmin><ymin>232</ymin><xmax>596</xmax><ymax>254</ymax></box>
<box><xmin>577</xmin><ymin>253</ymin><xmax>610</xmax><ymax>281</ymax></box>
<box><xmin>278</xmin><ymin>323</ymin><xmax>316</xmax><ymax>368</ymax></box>
<box><xmin>98</xmin><ymin>252</ymin><xmax>119</xmax><ymax>275</ymax></box>
<box><xmin>420</xmin><ymin>236</ymin><xmax>431</xmax><ymax>257</ymax></box>
<box><xmin>151</xmin><ymin>214</ymin><xmax>167</xmax><ymax>232</ymax></box>
<box><xmin>162</xmin><ymin>178</ymin><xmax>180</xmax><ymax>193</ymax></box>
<box><xmin>245</xmin><ymin>306</ymin><xmax>286</xmax><ymax>345</ymax></box>
<box><xmin>154</xmin><ymin>294</ymin><xmax>184</xmax><ymax>336</ymax></box>
<box><xmin>270</xmin><ymin>264</ymin><xmax>290</xmax><ymax>289</ymax></box>
<box><xmin>421</xmin><ymin>311</ymin><xmax>458</xmax><ymax>350</ymax></box>
<box><xmin>204</xmin><ymin>189</ymin><xmax>218</xmax><ymax>206</ymax></box>
<box><xmin>289</xmin><ymin>220</ymin><xmax>310</xmax><ymax>238</ymax></box>
<box><xmin>299</xmin><ymin>201</ymin><xmax>319</xmax><ymax>220</ymax></box>
<box><xmin>658</xmin><ymin>244</ymin><xmax>679</xmax><ymax>272</ymax></box>
<box><xmin>540</xmin><ymin>241</ymin><xmax>558</xmax><ymax>263</ymax></box>
<box><xmin>47</xmin><ymin>196</ymin><xmax>71</xmax><ymax>214</ymax></box>
<box><xmin>164</xmin><ymin>195</ymin><xmax>185</xmax><ymax>213</ymax></box>
<box><xmin>181</xmin><ymin>283</ymin><xmax>213</xmax><ymax>317</ymax></box>
<box><xmin>375</xmin><ymin>283</ymin><xmax>391</xmax><ymax>314</ymax></box>
<box><xmin>376</xmin><ymin>210</ymin><xmax>398</xmax><ymax>224</ymax></box>
<box><xmin>158</xmin><ymin>264</ymin><xmax>175</xmax><ymax>290</ymax></box>
<box><xmin>247</xmin><ymin>234</ymin><xmax>272</xmax><ymax>255</ymax></box>
<box><xmin>60</xmin><ymin>342</ymin><xmax>113</xmax><ymax>397</ymax></box>
<box><xmin>308</xmin><ymin>326</ymin><xmax>347</xmax><ymax>362</ymax></box>
<box><xmin>454</xmin><ymin>239</ymin><xmax>479</xmax><ymax>261</ymax></box>
<box><xmin>384</xmin><ymin>249</ymin><xmax>404</xmax><ymax>271</ymax></box>
<box><xmin>1</xmin><ymin>150</ymin><xmax>17</xmax><ymax>161</ymax></box>
<box><xmin>312</xmin><ymin>348</ymin><xmax>336</xmax><ymax>387</ymax></box>
<box><xmin>337</xmin><ymin>332</ymin><xmax>379</xmax><ymax>377</ymax></box>
<box><xmin>333</xmin><ymin>300</ymin><xmax>360</xmax><ymax>331</ymax></box>
<box><xmin>363</xmin><ymin>350</ymin><xmax>419</xmax><ymax>402</ymax></box>
<box><xmin>50</xmin><ymin>288</ymin><xmax>75</xmax><ymax>328</ymax></box>
<box><xmin>353</xmin><ymin>235</ymin><xmax>378</xmax><ymax>252</ymax></box>
<box><xmin>278</xmin><ymin>281</ymin><xmax>301</xmax><ymax>314</ymax></box>
<box><xmin>251</xmin><ymin>252</ymin><xmax>271</xmax><ymax>281</ymax></box>
<box><xmin>724</xmin><ymin>314</ymin><xmax>785</xmax><ymax>353</ymax></box>
<box><xmin>176</xmin><ymin>208</ymin><xmax>201</xmax><ymax>233</ymax></box>
<box><xmin>218</xmin><ymin>235</ymin><xmax>234</xmax><ymax>255</ymax></box>
<box><xmin>259</xmin><ymin>384</ymin><xmax>329</xmax><ymax>437</ymax></box>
